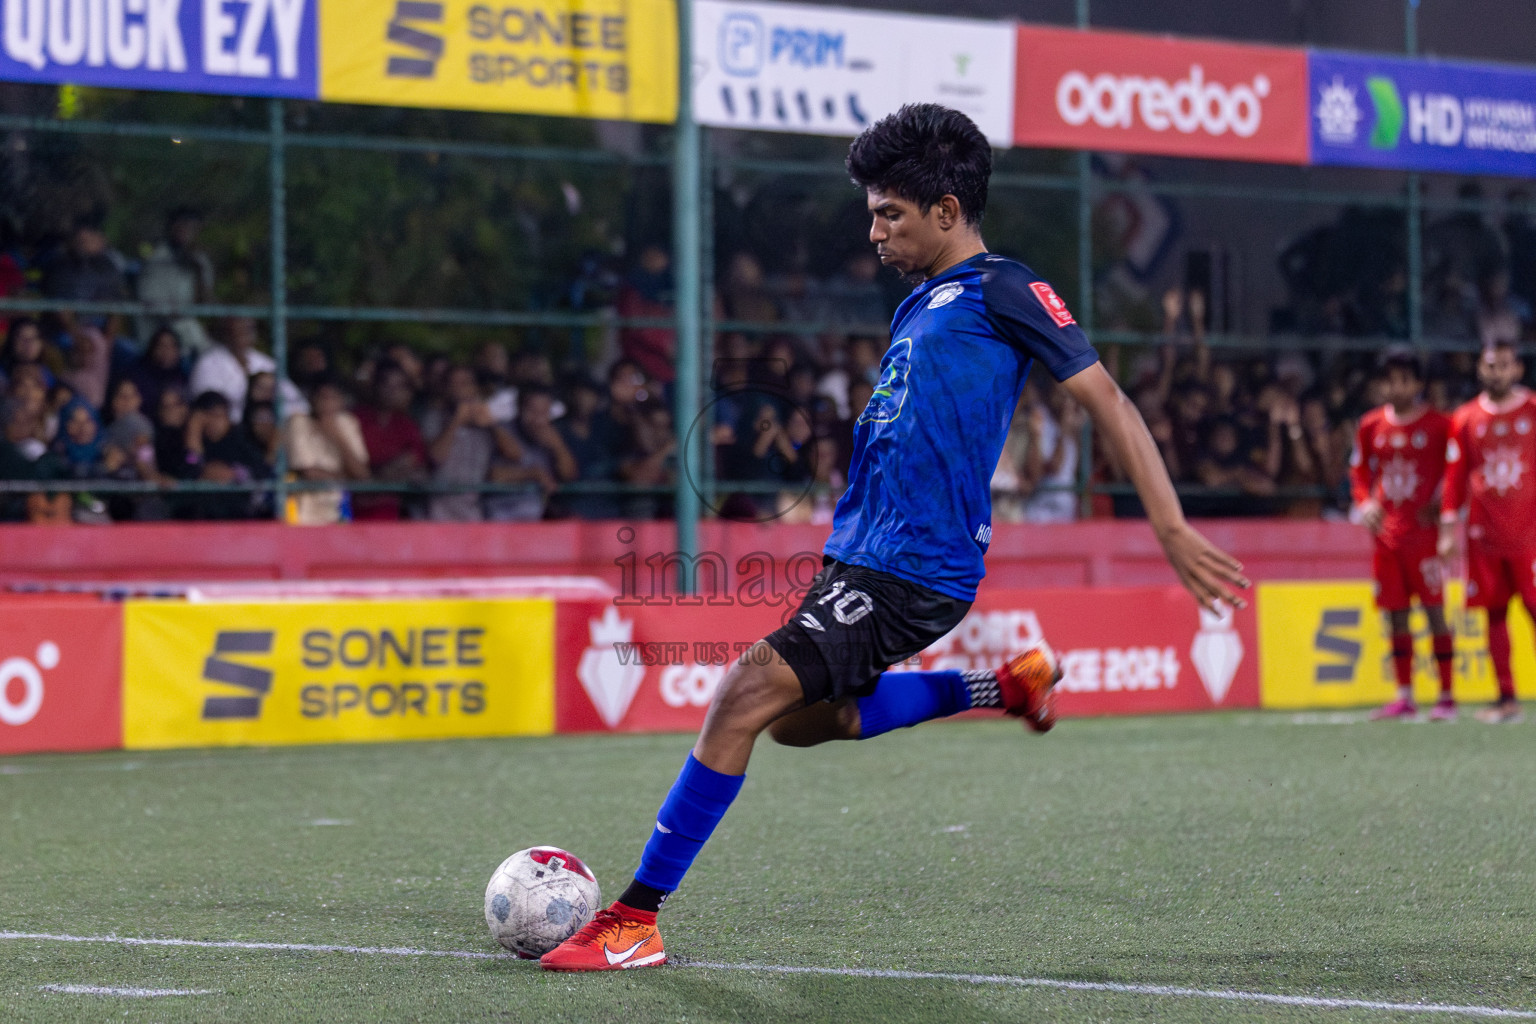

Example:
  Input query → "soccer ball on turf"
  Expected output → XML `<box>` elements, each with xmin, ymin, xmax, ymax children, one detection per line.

<box><xmin>483</xmin><ymin>846</ymin><xmax>602</xmax><ymax>958</ymax></box>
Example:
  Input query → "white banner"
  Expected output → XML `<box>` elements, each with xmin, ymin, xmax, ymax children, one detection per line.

<box><xmin>692</xmin><ymin>0</ymin><xmax>1015</xmax><ymax>145</ymax></box>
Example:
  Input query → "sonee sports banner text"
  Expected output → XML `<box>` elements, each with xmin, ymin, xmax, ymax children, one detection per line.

<box><xmin>122</xmin><ymin>597</ymin><xmax>554</xmax><ymax>748</ymax></box>
<box><xmin>1257</xmin><ymin>580</ymin><xmax>1536</xmax><ymax>710</ymax></box>
<box><xmin>320</xmin><ymin>0</ymin><xmax>676</xmax><ymax>121</ymax></box>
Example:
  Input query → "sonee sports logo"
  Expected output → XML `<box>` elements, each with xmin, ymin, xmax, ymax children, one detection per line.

<box><xmin>386</xmin><ymin>1</ymin><xmax>445</xmax><ymax>79</ymax></box>
<box><xmin>201</xmin><ymin>631</ymin><xmax>275</xmax><ymax>720</ymax></box>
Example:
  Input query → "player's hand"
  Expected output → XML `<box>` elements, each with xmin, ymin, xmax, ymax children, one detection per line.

<box><xmin>1356</xmin><ymin>499</ymin><xmax>1384</xmax><ymax>535</ymax></box>
<box><xmin>1437</xmin><ymin>521</ymin><xmax>1459</xmax><ymax>561</ymax></box>
<box><xmin>1157</xmin><ymin>520</ymin><xmax>1250</xmax><ymax>612</ymax></box>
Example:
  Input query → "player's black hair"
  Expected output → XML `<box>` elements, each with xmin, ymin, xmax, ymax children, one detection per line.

<box><xmin>846</xmin><ymin>104</ymin><xmax>992</xmax><ymax>226</ymax></box>
<box><xmin>1378</xmin><ymin>346</ymin><xmax>1423</xmax><ymax>381</ymax></box>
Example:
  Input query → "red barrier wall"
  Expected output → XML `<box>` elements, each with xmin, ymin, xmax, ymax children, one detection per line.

<box><xmin>0</xmin><ymin>519</ymin><xmax>1370</xmax><ymax>589</ymax></box>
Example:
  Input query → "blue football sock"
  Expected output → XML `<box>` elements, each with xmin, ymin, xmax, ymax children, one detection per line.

<box><xmin>856</xmin><ymin>669</ymin><xmax>976</xmax><ymax>739</ymax></box>
<box><xmin>633</xmin><ymin>753</ymin><xmax>745</xmax><ymax>894</ymax></box>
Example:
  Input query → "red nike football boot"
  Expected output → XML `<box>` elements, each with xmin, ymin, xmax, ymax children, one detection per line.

<box><xmin>540</xmin><ymin>902</ymin><xmax>666</xmax><ymax>971</ymax></box>
<box><xmin>996</xmin><ymin>641</ymin><xmax>1061</xmax><ymax>733</ymax></box>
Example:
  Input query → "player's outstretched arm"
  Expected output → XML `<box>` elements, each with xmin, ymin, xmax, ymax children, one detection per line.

<box><xmin>1061</xmin><ymin>363</ymin><xmax>1250</xmax><ymax>611</ymax></box>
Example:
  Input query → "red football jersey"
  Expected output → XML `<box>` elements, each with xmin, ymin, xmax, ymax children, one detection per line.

<box><xmin>1350</xmin><ymin>404</ymin><xmax>1451</xmax><ymax>547</ymax></box>
<box><xmin>1443</xmin><ymin>388</ymin><xmax>1536</xmax><ymax>555</ymax></box>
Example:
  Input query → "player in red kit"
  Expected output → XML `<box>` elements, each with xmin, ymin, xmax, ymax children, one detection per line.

<box><xmin>1439</xmin><ymin>340</ymin><xmax>1536</xmax><ymax>724</ymax></box>
<box><xmin>1351</xmin><ymin>349</ymin><xmax>1456</xmax><ymax>720</ymax></box>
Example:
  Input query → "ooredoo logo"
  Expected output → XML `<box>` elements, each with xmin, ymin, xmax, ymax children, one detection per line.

<box><xmin>1014</xmin><ymin>25</ymin><xmax>1310</xmax><ymax>165</ymax></box>
<box><xmin>1054</xmin><ymin>65</ymin><xmax>1270</xmax><ymax>139</ymax></box>
<box><xmin>0</xmin><ymin>641</ymin><xmax>59</xmax><ymax>727</ymax></box>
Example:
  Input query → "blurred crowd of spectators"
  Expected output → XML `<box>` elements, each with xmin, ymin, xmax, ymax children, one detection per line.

<box><xmin>1</xmin><ymin>191</ymin><xmax>1532</xmax><ymax>525</ymax></box>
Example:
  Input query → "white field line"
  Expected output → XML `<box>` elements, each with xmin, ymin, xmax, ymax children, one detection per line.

<box><xmin>39</xmin><ymin>984</ymin><xmax>215</xmax><ymax>997</ymax></box>
<box><xmin>3</xmin><ymin>931</ymin><xmax>1532</xmax><ymax>1019</ymax></box>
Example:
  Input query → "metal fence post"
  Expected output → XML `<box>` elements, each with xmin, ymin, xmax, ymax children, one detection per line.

<box><xmin>1075</xmin><ymin>0</ymin><xmax>1095</xmax><ymax>519</ymax></box>
<box><xmin>1405</xmin><ymin>0</ymin><xmax>1423</xmax><ymax>344</ymax></box>
<box><xmin>270</xmin><ymin>98</ymin><xmax>290</xmax><ymax>522</ymax></box>
<box><xmin>673</xmin><ymin>0</ymin><xmax>703</xmax><ymax>593</ymax></box>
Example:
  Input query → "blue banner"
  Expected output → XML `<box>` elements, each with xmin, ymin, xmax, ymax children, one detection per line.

<box><xmin>1310</xmin><ymin>50</ymin><xmax>1536</xmax><ymax>177</ymax></box>
<box><xmin>0</xmin><ymin>0</ymin><xmax>318</xmax><ymax>98</ymax></box>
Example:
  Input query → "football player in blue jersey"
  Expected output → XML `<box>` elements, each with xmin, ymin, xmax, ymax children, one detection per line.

<box><xmin>542</xmin><ymin>103</ymin><xmax>1250</xmax><ymax>972</ymax></box>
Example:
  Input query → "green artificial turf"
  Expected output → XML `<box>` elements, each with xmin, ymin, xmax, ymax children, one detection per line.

<box><xmin>3</xmin><ymin>712</ymin><xmax>1536</xmax><ymax>1022</ymax></box>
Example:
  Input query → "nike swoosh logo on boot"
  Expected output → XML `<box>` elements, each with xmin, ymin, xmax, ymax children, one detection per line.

<box><xmin>604</xmin><ymin>939</ymin><xmax>646</xmax><ymax>965</ymax></box>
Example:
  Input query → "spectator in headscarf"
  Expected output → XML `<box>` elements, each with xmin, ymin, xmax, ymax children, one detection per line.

<box><xmin>125</xmin><ymin>327</ymin><xmax>189</xmax><ymax>417</ymax></box>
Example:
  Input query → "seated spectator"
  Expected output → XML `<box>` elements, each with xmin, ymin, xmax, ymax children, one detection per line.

<box><xmin>286</xmin><ymin>379</ymin><xmax>370</xmax><ymax>525</ymax></box>
<box><xmin>153</xmin><ymin>386</ymin><xmax>198</xmax><ymax>519</ymax></box>
<box><xmin>61</xmin><ymin>324</ymin><xmax>110</xmax><ymax>410</ymax></box>
<box><xmin>125</xmin><ymin>327</ymin><xmax>189</xmax><ymax>418</ymax></box>
<box><xmin>606</xmin><ymin>357</ymin><xmax>646</xmax><ymax>432</ymax></box>
<box><xmin>1194</xmin><ymin>416</ymin><xmax>1277</xmax><ymax>513</ymax></box>
<box><xmin>7</xmin><ymin>364</ymin><xmax>55</xmax><ymax>452</ymax></box>
<box><xmin>242</xmin><ymin>400</ymin><xmax>280</xmax><ymax>467</ymax></box>
<box><xmin>41</xmin><ymin>214</ymin><xmax>129</xmax><ymax>341</ymax></box>
<box><xmin>3</xmin><ymin>318</ymin><xmax>65</xmax><ymax>383</ymax></box>
<box><xmin>421</xmin><ymin>365</ymin><xmax>523</xmax><ymax>522</ymax></box>
<box><xmin>991</xmin><ymin>390</ymin><xmax>1035</xmax><ymax>524</ymax></box>
<box><xmin>619</xmin><ymin>398</ymin><xmax>676</xmax><ymax>519</ymax></box>
<box><xmin>0</xmin><ymin>398</ymin><xmax>63</xmax><ymax>522</ymax></box>
<box><xmin>354</xmin><ymin>362</ymin><xmax>429</xmax><ymax>521</ymax></box>
<box><xmin>1023</xmin><ymin>386</ymin><xmax>1083</xmax><ymax>524</ymax></box>
<box><xmin>486</xmin><ymin>385</ymin><xmax>575</xmax><ymax>522</ymax></box>
<box><xmin>553</xmin><ymin>373</ymin><xmax>621</xmax><ymax>519</ymax></box>
<box><xmin>135</xmin><ymin>207</ymin><xmax>215</xmax><ymax>354</ymax></box>
<box><xmin>722</xmin><ymin>251</ymin><xmax>779</xmax><ymax>325</ymax></box>
<box><xmin>190</xmin><ymin>317</ymin><xmax>287</xmax><ymax>423</ymax></box>
<box><xmin>184</xmin><ymin>390</ymin><xmax>270</xmax><ymax>519</ymax></box>
<box><xmin>101</xmin><ymin>378</ymin><xmax>161</xmax><ymax>521</ymax></box>
<box><xmin>473</xmin><ymin>341</ymin><xmax>517</xmax><ymax>422</ymax></box>
<box><xmin>290</xmin><ymin>340</ymin><xmax>334</xmax><ymax>394</ymax></box>
<box><xmin>617</xmin><ymin>245</ymin><xmax>676</xmax><ymax>385</ymax></box>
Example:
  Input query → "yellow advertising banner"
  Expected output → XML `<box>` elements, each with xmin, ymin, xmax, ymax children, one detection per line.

<box><xmin>319</xmin><ymin>0</ymin><xmax>677</xmax><ymax>122</ymax></box>
<box><xmin>1257</xmin><ymin>581</ymin><xmax>1536</xmax><ymax>709</ymax></box>
<box><xmin>123</xmin><ymin>599</ymin><xmax>554</xmax><ymax>749</ymax></box>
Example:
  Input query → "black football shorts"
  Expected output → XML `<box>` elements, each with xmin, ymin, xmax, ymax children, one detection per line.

<box><xmin>763</xmin><ymin>558</ymin><xmax>972</xmax><ymax>704</ymax></box>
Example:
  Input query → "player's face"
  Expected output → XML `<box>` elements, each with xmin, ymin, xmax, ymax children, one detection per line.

<box><xmin>1381</xmin><ymin>367</ymin><xmax>1421</xmax><ymax>410</ymax></box>
<box><xmin>866</xmin><ymin>189</ymin><xmax>946</xmax><ymax>280</ymax></box>
<box><xmin>1478</xmin><ymin>346</ymin><xmax>1524</xmax><ymax>401</ymax></box>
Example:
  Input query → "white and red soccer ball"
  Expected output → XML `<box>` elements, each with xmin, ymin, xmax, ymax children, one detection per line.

<box><xmin>483</xmin><ymin>846</ymin><xmax>602</xmax><ymax>958</ymax></box>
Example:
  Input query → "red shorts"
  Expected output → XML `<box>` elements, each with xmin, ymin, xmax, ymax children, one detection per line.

<box><xmin>1466</xmin><ymin>545</ymin><xmax>1536</xmax><ymax>611</ymax></box>
<box><xmin>1373</xmin><ymin>531</ymin><xmax>1444</xmax><ymax>611</ymax></box>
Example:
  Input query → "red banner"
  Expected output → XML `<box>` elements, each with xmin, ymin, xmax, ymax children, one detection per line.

<box><xmin>1013</xmin><ymin>25</ymin><xmax>1309</xmax><ymax>165</ymax></box>
<box><xmin>0</xmin><ymin>598</ymin><xmax>123</xmax><ymax>755</ymax></box>
<box><xmin>554</xmin><ymin>586</ymin><xmax>1258</xmax><ymax>734</ymax></box>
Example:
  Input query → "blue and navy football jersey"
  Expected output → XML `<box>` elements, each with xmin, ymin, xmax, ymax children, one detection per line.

<box><xmin>823</xmin><ymin>253</ymin><xmax>1099</xmax><ymax>600</ymax></box>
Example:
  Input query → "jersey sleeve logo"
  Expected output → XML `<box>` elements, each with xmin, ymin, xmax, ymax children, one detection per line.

<box><xmin>1029</xmin><ymin>281</ymin><xmax>1076</xmax><ymax>327</ymax></box>
<box><xmin>927</xmin><ymin>283</ymin><xmax>964</xmax><ymax>309</ymax></box>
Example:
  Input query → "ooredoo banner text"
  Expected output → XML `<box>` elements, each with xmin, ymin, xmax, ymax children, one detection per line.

<box><xmin>0</xmin><ymin>598</ymin><xmax>123</xmax><ymax>755</ymax></box>
<box><xmin>1013</xmin><ymin>25</ymin><xmax>1310</xmax><ymax>165</ymax></box>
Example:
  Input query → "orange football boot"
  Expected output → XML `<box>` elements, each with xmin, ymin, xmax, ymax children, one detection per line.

<box><xmin>540</xmin><ymin>902</ymin><xmax>666</xmax><ymax>971</ymax></box>
<box><xmin>996</xmin><ymin>642</ymin><xmax>1062</xmax><ymax>733</ymax></box>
